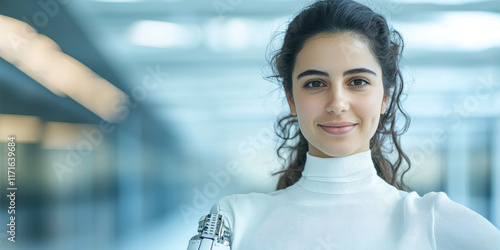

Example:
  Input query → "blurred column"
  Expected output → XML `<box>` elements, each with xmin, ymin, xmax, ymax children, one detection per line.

<box><xmin>492</xmin><ymin>118</ymin><xmax>500</xmax><ymax>228</ymax></box>
<box><xmin>117</xmin><ymin>111</ymin><xmax>143</xmax><ymax>240</ymax></box>
<box><xmin>446</xmin><ymin>125</ymin><xmax>469</xmax><ymax>206</ymax></box>
<box><xmin>77</xmin><ymin>153</ymin><xmax>93</xmax><ymax>249</ymax></box>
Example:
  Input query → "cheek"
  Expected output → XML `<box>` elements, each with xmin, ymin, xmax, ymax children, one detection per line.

<box><xmin>356</xmin><ymin>93</ymin><xmax>383</xmax><ymax>126</ymax></box>
<box><xmin>294</xmin><ymin>96</ymin><xmax>322</xmax><ymax>131</ymax></box>
<box><xmin>294</xmin><ymin>93</ymin><xmax>320</xmax><ymax>116</ymax></box>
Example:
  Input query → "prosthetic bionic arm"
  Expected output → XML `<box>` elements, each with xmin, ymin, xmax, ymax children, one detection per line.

<box><xmin>187</xmin><ymin>213</ymin><xmax>231</xmax><ymax>250</ymax></box>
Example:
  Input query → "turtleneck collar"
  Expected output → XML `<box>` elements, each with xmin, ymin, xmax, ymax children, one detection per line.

<box><xmin>294</xmin><ymin>149</ymin><xmax>378</xmax><ymax>195</ymax></box>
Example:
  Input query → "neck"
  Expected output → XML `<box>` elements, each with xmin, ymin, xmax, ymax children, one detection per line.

<box><xmin>294</xmin><ymin>150</ymin><xmax>377</xmax><ymax>194</ymax></box>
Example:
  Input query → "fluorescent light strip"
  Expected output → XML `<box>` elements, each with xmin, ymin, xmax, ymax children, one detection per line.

<box><xmin>127</xmin><ymin>20</ymin><xmax>201</xmax><ymax>48</ymax></box>
<box><xmin>394</xmin><ymin>11</ymin><xmax>500</xmax><ymax>51</ymax></box>
<box><xmin>0</xmin><ymin>15</ymin><xmax>128</xmax><ymax>123</ymax></box>
<box><xmin>0</xmin><ymin>114</ymin><xmax>42</xmax><ymax>143</ymax></box>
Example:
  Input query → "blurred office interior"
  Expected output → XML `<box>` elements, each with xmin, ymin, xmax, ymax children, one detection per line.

<box><xmin>0</xmin><ymin>0</ymin><xmax>499</xmax><ymax>249</ymax></box>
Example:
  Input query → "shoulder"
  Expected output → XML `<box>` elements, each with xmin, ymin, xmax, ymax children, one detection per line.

<box><xmin>394</xmin><ymin>189</ymin><xmax>444</xmax><ymax>214</ymax></box>
<box><xmin>209</xmin><ymin>189</ymin><xmax>288</xmax><ymax>219</ymax></box>
<box><xmin>398</xmin><ymin>190</ymin><xmax>494</xmax><ymax>223</ymax></box>
<box><xmin>429</xmin><ymin>191</ymin><xmax>491</xmax><ymax>221</ymax></box>
<box><xmin>423</xmin><ymin>192</ymin><xmax>500</xmax><ymax>248</ymax></box>
<box><xmin>401</xmin><ymin>191</ymin><xmax>479</xmax><ymax>218</ymax></box>
<box><xmin>210</xmin><ymin>194</ymin><xmax>238</xmax><ymax>213</ymax></box>
<box><xmin>398</xmin><ymin>190</ymin><xmax>441</xmax><ymax>203</ymax></box>
<box><xmin>205</xmin><ymin>194</ymin><xmax>239</xmax><ymax>241</ymax></box>
<box><xmin>211</xmin><ymin>189</ymin><xmax>285</xmax><ymax>212</ymax></box>
<box><xmin>395</xmin><ymin>189</ymin><xmax>471</xmax><ymax>208</ymax></box>
<box><xmin>395</xmin><ymin>191</ymin><xmax>500</xmax><ymax>248</ymax></box>
<box><xmin>207</xmin><ymin>191</ymin><xmax>277</xmax><ymax>241</ymax></box>
<box><xmin>209</xmin><ymin>193</ymin><xmax>239</xmax><ymax>229</ymax></box>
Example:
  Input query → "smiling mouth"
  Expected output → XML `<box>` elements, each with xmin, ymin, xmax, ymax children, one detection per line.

<box><xmin>319</xmin><ymin>124</ymin><xmax>357</xmax><ymax>135</ymax></box>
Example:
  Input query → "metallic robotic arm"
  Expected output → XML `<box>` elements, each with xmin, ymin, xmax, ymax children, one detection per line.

<box><xmin>187</xmin><ymin>213</ymin><xmax>231</xmax><ymax>250</ymax></box>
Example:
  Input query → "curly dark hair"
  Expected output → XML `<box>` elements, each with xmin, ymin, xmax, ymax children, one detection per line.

<box><xmin>267</xmin><ymin>0</ymin><xmax>412</xmax><ymax>191</ymax></box>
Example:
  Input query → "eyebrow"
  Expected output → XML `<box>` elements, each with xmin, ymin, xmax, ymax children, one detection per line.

<box><xmin>296</xmin><ymin>67</ymin><xmax>377</xmax><ymax>80</ymax></box>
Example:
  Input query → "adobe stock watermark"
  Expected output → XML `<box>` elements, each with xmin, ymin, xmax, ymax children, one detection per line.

<box><xmin>213</xmin><ymin>0</ymin><xmax>244</xmax><ymax>19</ymax></box>
<box><xmin>9</xmin><ymin>0</ymin><xmax>71</xmax><ymax>47</ymax></box>
<box><xmin>21</xmin><ymin>0</ymin><xmax>71</xmax><ymax>30</ymax></box>
<box><xmin>316</xmin><ymin>235</ymin><xmax>337</xmax><ymax>250</ymax></box>
<box><xmin>178</xmin><ymin>120</ymin><xmax>277</xmax><ymax>224</ymax></box>
<box><xmin>3</xmin><ymin>0</ymin><xmax>70</xmax><ymax>56</ymax></box>
<box><xmin>51</xmin><ymin>65</ymin><xmax>168</xmax><ymax>182</ymax></box>
<box><xmin>408</xmin><ymin>74</ymin><xmax>499</xmax><ymax>167</ymax></box>
<box><xmin>443</xmin><ymin>74</ymin><xmax>499</xmax><ymax>130</ymax></box>
<box><xmin>359</xmin><ymin>0</ymin><xmax>403</xmax><ymax>20</ymax></box>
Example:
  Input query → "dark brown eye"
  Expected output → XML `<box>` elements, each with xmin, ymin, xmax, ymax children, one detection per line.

<box><xmin>305</xmin><ymin>81</ymin><xmax>325</xmax><ymax>88</ymax></box>
<box><xmin>349</xmin><ymin>78</ymin><xmax>369</xmax><ymax>88</ymax></box>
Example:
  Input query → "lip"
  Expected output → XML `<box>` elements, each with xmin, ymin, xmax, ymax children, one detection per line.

<box><xmin>319</xmin><ymin>122</ymin><xmax>357</xmax><ymax>135</ymax></box>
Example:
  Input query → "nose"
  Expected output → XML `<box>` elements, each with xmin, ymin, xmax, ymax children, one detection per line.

<box><xmin>325</xmin><ymin>85</ymin><xmax>349</xmax><ymax>114</ymax></box>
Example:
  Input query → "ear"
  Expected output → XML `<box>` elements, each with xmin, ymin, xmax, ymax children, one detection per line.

<box><xmin>286</xmin><ymin>93</ymin><xmax>297</xmax><ymax>116</ymax></box>
<box><xmin>381</xmin><ymin>93</ymin><xmax>390</xmax><ymax>114</ymax></box>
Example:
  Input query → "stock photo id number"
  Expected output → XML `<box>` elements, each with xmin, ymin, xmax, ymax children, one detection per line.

<box><xmin>6</xmin><ymin>136</ymin><xmax>17</xmax><ymax>243</ymax></box>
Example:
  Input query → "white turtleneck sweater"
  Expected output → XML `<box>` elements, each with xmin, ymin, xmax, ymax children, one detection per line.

<box><xmin>205</xmin><ymin>150</ymin><xmax>500</xmax><ymax>249</ymax></box>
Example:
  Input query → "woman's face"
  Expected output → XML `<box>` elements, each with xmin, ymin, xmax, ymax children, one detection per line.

<box><xmin>288</xmin><ymin>32</ymin><xmax>389</xmax><ymax>158</ymax></box>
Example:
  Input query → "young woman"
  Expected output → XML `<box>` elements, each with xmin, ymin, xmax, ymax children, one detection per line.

<box><xmin>187</xmin><ymin>0</ymin><xmax>500</xmax><ymax>249</ymax></box>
